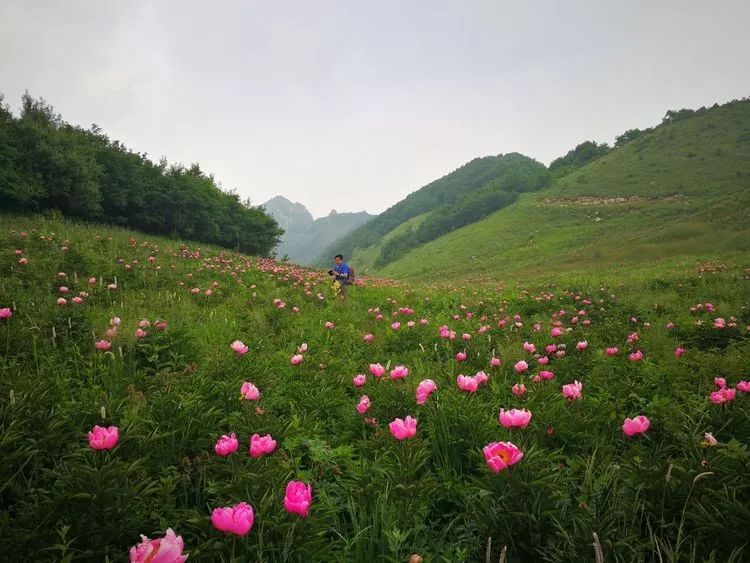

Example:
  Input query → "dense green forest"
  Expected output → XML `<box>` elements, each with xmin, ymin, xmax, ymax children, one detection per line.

<box><xmin>316</xmin><ymin>153</ymin><xmax>549</xmax><ymax>266</ymax></box>
<box><xmin>0</xmin><ymin>93</ymin><xmax>282</xmax><ymax>255</ymax></box>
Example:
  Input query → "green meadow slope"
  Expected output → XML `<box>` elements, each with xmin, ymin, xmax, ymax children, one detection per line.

<box><xmin>377</xmin><ymin>100</ymin><xmax>750</xmax><ymax>281</ymax></box>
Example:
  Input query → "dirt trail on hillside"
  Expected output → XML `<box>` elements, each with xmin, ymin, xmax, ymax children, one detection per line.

<box><xmin>538</xmin><ymin>194</ymin><xmax>687</xmax><ymax>206</ymax></box>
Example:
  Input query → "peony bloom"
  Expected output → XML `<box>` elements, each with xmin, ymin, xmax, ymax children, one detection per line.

<box><xmin>356</xmin><ymin>395</ymin><xmax>371</xmax><ymax>414</ymax></box>
<box><xmin>363</xmin><ymin>333</ymin><xmax>374</xmax><ymax>343</ymax></box>
<box><xmin>284</xmin><ymin>481</ymin><xmax>313</xmax><ymax>518</ymax></box>
<box><xmin>709</xmin><ymin>388</ymin><xmax>736</xmax><ymax>404</ymax></box>
<box><xmin>390</xmin><ymin>365</ymin><xmax>409</xmax><ymax>379</ymax></box>
<box><xmin>702</xmin><ymin>432</ymin><xmax>718</xmax><ymax>447</ymax></box>
<box><xmin>605</xmin><ymin>347</ymin><xmax>619</xmax><ymax>356</ymax></box>
<box><xmin>539</xmin><ymin>370</ymin><xmax>554</xmax><ymax>381</ymax></box>
<box><xmin>537</xmin><ymin>356</ymin><xmax>549</xmax><ymax>365</ymax></box>
<box><xmin>352</xmin><ymin>374</ymin><xmax>366</xmax><ymax>387</ymax></box>
<box><xmin>714</xmin><ymin>318</ymin><xmax>726</xmax><ymax>329</ymax></box>
<box><xmin>674</xmin><ymin>347</ymin><xmax>685</xmax><ymax>357</ymax></box>
<box><xmin>622</xmin><ymin>415</ymin><xmax>650</xmax><ymax>436</ymax></box>
<box><xmin>714</xmin><ymin>377</ymin><xmax>726</xmax><ymax>389</ymax></box>
<box><xmin>550</xmin><ymin>327</ymin><xmax>563</xmax><ymax>338</ymax></box>
<box><xmin>211</xmin><ymin>502</ymin><xmax>254</xmax><ymax>536</ymax></box>
<box><xmin>576</xmin><ymin>340</ymin><xmax>588</xmax><ymax>351</ymax></box>
<box><xmin>522</xmin><ymin>341</ymin><xmax>536</xmax><ymax>353</ymax></box>
<box><xmin>230</xmin><ymin>340</ymin><xmax>248</xmax><ymax>355</ymax></box>
<box><xmin>94</xmin><ymin>340</ymin><xmax>112</xmax><ymax>351</ymax></box>
<box><xmin>240</xmin><ymin>381</ymin><xmax>260</xmax><ymax>401</ymax></box>
<box><xmin>88</xmin><ymin>425</ymin><xmax>119</xmax><ymax>450</ymax></box>
<box><xmin>474</xmin><ymin>371</ymin><xmax>488</xmax><ymax>385</ymax></box>
<box><xmin>391</xmin><ymin>322</ymin><xmax>400</xmax><ymax>330</ymax></box>
<box><xmin>369</xmin><ymin>363</ymin><xmax>385</xmax><ymax>377</ymax></box>
<box><xmin>324</xmin><ymin>321</ymin><xmax>335</xmax><ymax>330</ymax></box>
<box><xmin>737</xmin><ymin>381</ymin><xmax>750</xmax><ymax>393</ymax></box>
<box><xmin>628</xmin><ymin>350</ymin><xmax>643</xmax><ymax>362</ymax></box>
<box><xmin>0</xmin><ymin>307</ymin><xmax>12</xmax><ymax>319</ymax></box>
<box><xmin>389</xmin><ymin>416</ymin><xmax>417</xmax><ymax>440</ymax></box>
<box><xmin>249</xmin><ymin>433</ymin><xmax>277</xmax><ymax>458</ymax></box>
<box><xmin>489</xmin><ymin>357</ymin><xmax>501</xmax><ymax>367</ymax></box>
<box><xmin>483</xmin><ymin>441</ymin><xmax>524</xmax><ymax>473</ymax></box>
<box><xmin>456</xmin><ymin>374</ymin><xmax>478</xmax><ymax>393</ymax></box>
<box><xmin>415</xmin><ymin>379</ymin><xmax>437</xmax><ymax>404</ymax></box>
<box><xmin>561</xmin><ymin>380</ymin><xmax>583</xmax><ymax>400</ymax></box>
<box><xmin>129</xmin><ymin>527</ymin><xmax>188</xmax><ymax>563</ymax></box>
<box><xmin>297</xmin><ymin>342</ymin><xmax>308</xmax><ymax>353</ymax></box>
<box><xmin>455</xmin><ymin>351</ymin><xmax>467</xmax><ymax>362</ymax></box>
<box><xmin>290</xmin><ymin>354</ymin><xmax>304</xmax><ymax>365</ymax></box>
<box><xmin>214</xmin><ymin>433</ymin><xmax>239</xmax><ymax>456</ymax></box>
<box><xmin>57</xmin><ymin>297</ymin><xmax>67</xmax><ymax>306</ymax></box>
<box><xmin>514</xmin><ymin>360</ymin><xmax>529</xmax><ymax>374</ymax></box>
<box><xmin>511</xmin><ymin>383</ymin><xmax>526</xmax><ymax>397</ymax></box>
<box><xmin>498</xmin><ymin>408</ymin><xmax>532</xmax><ymax>428</ymax></box>
<box><xmin>135</xmin><ymin>328</ymin><xmax>148</xmax><ymax>339</ymax></box>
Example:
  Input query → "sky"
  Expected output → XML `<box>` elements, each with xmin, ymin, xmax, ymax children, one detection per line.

<box><xmin>2</xmin><ymin>1</ymin><xmax>749</xmax><ymax>218</ymax></box>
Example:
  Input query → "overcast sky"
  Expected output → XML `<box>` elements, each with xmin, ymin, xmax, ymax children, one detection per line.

<box><xmin>2</xmin><ymin>1</ymin><xmax>749</xmax><ymax>218</ymax></box>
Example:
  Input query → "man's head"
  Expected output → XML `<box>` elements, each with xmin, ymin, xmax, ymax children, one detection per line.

<box><xmin>334</xmin><ymin>254</ymin><xmax>344</xmax><ymax>265</ymax></box>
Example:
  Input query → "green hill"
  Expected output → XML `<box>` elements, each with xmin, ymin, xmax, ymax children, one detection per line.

<box><xmin>375</xmin><ymin>99</ymin><xmax>750</xmax><ymax>281</ymax></box>
<box><xmin>315</xmin><ymin>152</ymin><xmax>549</xmax><ymax>271</ymax></box>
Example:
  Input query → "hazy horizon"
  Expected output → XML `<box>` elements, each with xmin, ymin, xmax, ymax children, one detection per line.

<box><xmin>2</xmin><ymin>1</ymin><xmax>749</xmax><ymax>218</ymax></box>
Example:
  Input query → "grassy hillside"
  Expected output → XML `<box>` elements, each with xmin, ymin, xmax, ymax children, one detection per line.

<box><xmin>378</xmin><ymin>99</ymin><xmax>750</xmax><ymax>281</ymax></box>
<box><xmin>1</xmin><ymin>214</ymin><xmax>749</xmax><ymax>561</ymax></box>
<box><xmin>315</xmin><ymin>153</ymin><xmax>549</xmax><ymax>268</ymax></box>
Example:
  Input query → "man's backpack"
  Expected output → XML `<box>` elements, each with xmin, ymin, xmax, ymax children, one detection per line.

<box><xmin>346</xmin><ymin>266</ymin><xmax>356</xmax><ymax>284</ymax></box>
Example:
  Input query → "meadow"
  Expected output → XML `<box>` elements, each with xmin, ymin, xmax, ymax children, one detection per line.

<box><xmin>1</xmin><ymin>214</ymin><xmax>749</xmax><ymax>562</ymax></box>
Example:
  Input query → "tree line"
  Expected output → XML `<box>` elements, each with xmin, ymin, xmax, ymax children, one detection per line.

<box><xmin>0</xmin><ymin>93</ymin><xmax>282</xmax><ymax>255</ymax></box>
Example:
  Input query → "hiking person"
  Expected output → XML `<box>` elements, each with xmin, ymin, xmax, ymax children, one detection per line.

<box><xmin>328</xmin><ymin>254</ymin><xmax>354</xmax><ymax>299</ymax></box>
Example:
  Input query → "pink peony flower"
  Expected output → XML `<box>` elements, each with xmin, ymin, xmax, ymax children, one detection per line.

<box><xmin>737</xmin><ymin>381</ymin><xmax>750</xmax><ymax>393</ymax></box>
<box><xmin>456</xmin><ymin>374</ymin><xmax>478</xmax><ymax>393</ymax></box>
<box><xmin>522</xmin><ymin>342</ymin><xmax>536</xmax><ymax>353</ymax></box>
<box><xmin>57</xmin><ymin>297</ymin><xmax>67</xmax><ymax>306</ymax></box>
<box><xmin>391</xmin><ymin>322</ymin><xmax>400</xmax><ymax>330</ymax></box>
<box><xmin>324</xmin><ymin>321</ymin><xmax>334</xmax><ymax>330</ymax></box>
<box><xmin>363</xmin><ymin>333</ymin><xmax>374</xmax><ymax>343</ymax></box>
<box><xmin>714</xmin><ymin>318</ymin><xmax>726</xmax><ymax>329</ymax></box>
<box><xmin>710</xmin><ymin>388</ymin><xmax>736</xmax><ymax>404</ymax></box>
<box><xmin>674</xmin><ymin>347</ymin><xmax>685</xmax><ymax>357</ymax></box>
<box><xmin>537</xmin><ymin>356</ymin><xmax>549</xmax><ymax>365</ymax></box>
<box><xmin>489</xmin><ymin>357</ymin><xmax>501</xmax><ymax>367</ymax></box>
<box><xmin>135</xmin><ymin>328</ymin><xmax>148</xmax><ymax>339</ymax></box>
<box><xmin>249</xmin><ymin>433</ymin><xmax>277</xmax><ymax>458</ymax></box>
<box><xmin>0</xmin><ymin>307</ymin><xmax>12</xmax><ymax>319</ymax></box>
<box><xmin>605</xmin><ymin>347</ymin><xmax>619</xmax><ymax>356</ymax></box>
<box><xmin>483</xmin><ymin>441</ymin><xmax>524</xmax><ymax>473</ymax></box>
<box><xmin>561</xmin><ymin>380</ymin><xmax>583</xmax><ymax>400</ymax></box>
<box><xmin>576</xmin><ymin>340</ymin><xmax>588</xmax><ymax>351</ymax></box>
<box><xmin>353</xmin><ymin>374</ymin><xmax>366</xmax><ymax>387</ymax></box>
<box><xmin>514</xmin><ymin>360</ymin><xmax>529</xmax><ymax>373</ymax></box>
<box><xmin>415</xmin><ymin>379</ymin><xmax>437</xmax><ymax>404</ymax></box>
<box><xmin>714</xmin><ymin>377</ymin><xmax>726</xmax><ymax>389</ymax></box>
<box><xmin>622</xmin><ymin>415</ymin><xmax>650</xmax><ymax>436</ymax></box>
<box><xmin>628</xmin><ymin>350</ymin><xmax>643</xmax><ymax>362</ymax></box>
<box><xmin>356</xmin><ymin>395</ymin><xmax>371</xmax><ymax>414</ymax></box>
<box><xmin>539</xmin><ymin>370</ymin><xmax>554</xmax><ymax>381</ymax></box>
<box><xmin>291</xmin><ymin>354</ymin><xmax>304</xmax><ymax>365</ymax></box>
<box><xmin>94</xmin><ymin>340</ymin><xmax>112</xmax><ymax>351</ymax></box>
<box><xmin>88</xmin><ymin>425</ymin><xmax>119</xmax><ymax>450</ymax></box>
<box><xmin>240</xmin><ymin>381</ymin><xmax>260</xmax><ymax>401</ymax></box>
<box><xmin>211</xmin><ymin>502</ymin><xmax>254</xmax><ymax>536</ymax></box>
<box><xmin>474</xmin><ymin>371</ymin><xmax>488</xmax><ymax>385</ymax></box>
<box><xmin>129</xmin><ymin>527</ymin><xmax>188</xmax><ymax>563</ymax></box>
<box><xmin>369</xmin><ymin>363</ymin><xmax>385</xmax><ymax>377</ymax></box>
<box><xmin>284</xmin><ymin>481</ymin><xmax>312</xmax><ymax>518</ymax></box>
<box><xmin>390</xmin><ymin>365</ymin><xmax>409</xmax><ymax>379</ymax></box>
<box><xmin>297</xmin><ymin>342</ymin><xmax>308</xmax><ymax>353</ymax></box>
<box><xmin>511</xmin><ymin>383</ymin><xmax>526</xmax><ymax>397</ymax></box>
<box><xmin>230</xmin><ymin>340</ymin><xmax>248</xmax><ymax>355</ymax></box>
<box><xmin>389</xmin><ymin>416</ymin><xmax>417</xmax><ymax>440</ymax></box>
<box><xmin>702</xmin><ymin>432</ymin><xmax>718</xmax><ymax>447</ymax></box>
<box><xmin>455</xmin><ymin>351</ymin><xmax>467</xmax><ymax>362</ymax></box>
<box><xmin>498</xmin><ymin>408</ymin><xmax>532</xmax><ymax>428</ymax></box>
<box><xmin>214</xmin><ymin>433</ymin><xmax>239</xmax><ymax>456</ymax></box>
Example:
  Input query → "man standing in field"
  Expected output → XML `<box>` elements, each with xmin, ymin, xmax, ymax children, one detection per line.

<box><xmin>328</xmin><ymin>254</ymin><xmax>353</xmax><ymax>300</ymax></box>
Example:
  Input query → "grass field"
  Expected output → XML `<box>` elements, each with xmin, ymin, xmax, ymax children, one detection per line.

<box><xmin>1</xmin><ymin>214</ymin><xmax>748</xmax><ymax>562</ymax></box>
<box><xmin>349</xmin><ymin>101</ymin><xmax>750</xmax><ymax>282</ymax></box>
